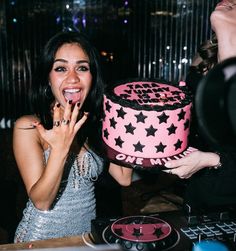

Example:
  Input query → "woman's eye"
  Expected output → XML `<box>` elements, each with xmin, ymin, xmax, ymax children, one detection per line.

<box><xmin>78</xmin><ymin>65</ymin><xmax>89</xmax><ymax>72</ymax></box>
<box><xmin>54</xmin><ymin>66</ymin><xmax>66</xmax><ymax>72</ymax></box>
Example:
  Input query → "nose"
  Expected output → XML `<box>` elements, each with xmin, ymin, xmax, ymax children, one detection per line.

<box><xmin>67</xmin><ymin>70</ymin><xmax>79</xmax><ymax>84</ymax></box>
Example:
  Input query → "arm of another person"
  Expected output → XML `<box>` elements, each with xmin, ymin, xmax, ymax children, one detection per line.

<box><xmin>163</xmin><ymin>150</ymin><xmax>220</xmax><ymax>179</ymax></box>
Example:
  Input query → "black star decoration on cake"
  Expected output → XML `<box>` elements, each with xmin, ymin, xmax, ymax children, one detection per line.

<box><xmin>135</xmin><ymin>112</ymin><xmax>148</xmax><ymax>123</ymax></box>
<box><xmin>157</xmin><ymin>112</ymin><xmax>169</xmax><ymax>124</ymax></box>
<box><xmin>110</xmin><ymin>117</ymin><xmax>117</xmax><ymax>128</ymax></box>
<box><xmin>103</xmin><ymin>129</ymin><xmax>109</xmax><ymax>139</ymax></box>
<box><xmin>105</xmin><ymin>101</ymin><xmax>112</xmax><ymax>112</ymax></box>
<box><xmin>133</xmin><ymin>141</ymin><xmax>145</xmax><ymax>152</ymax></box>
<box><xmin>145</xmin><ymin>125</ymin><xmax>157</xmax><ymax>137</ymax></box>
<box><xmin>167</xmin><ymin>123</ymin><xmax>177</xmax><ymax>135</ymax></box>
<box><xmin>174</xmin><ymin>139</ymin><xmax>183</xmax><ymax>150</ymax></box>
<box><xmin>155</xmin><ymin>142</ymin><xmax>167</xmax><ymax>153</ymax></box>
<box><xmin>125</xmin><ymin>123</ymin><xmax>136</xmax><ymax>134</ymax></box>
<box><xmin>115</xmin><ymin>136</ymin><xmax>124</xmax><ymax>148</ymax></box>
<box><xmin>184</xmin><ymin>119</ymin><xmax>190</xmax><ymax>130</ymax></box>
<box><xmin>177</xmin><ymin>109</ymin><xmax>186</xmax><ymax>121</ymax></box>
<box><xmin>116</xmin><ymin>107</ymin><xmax>127</xmax><ymax>119</ymax></box>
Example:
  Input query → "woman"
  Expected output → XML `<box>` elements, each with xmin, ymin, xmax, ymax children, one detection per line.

<box><xmin>13</xmin><ymin>31</ymin><xmax>132</xmax><ymax>242</ymax></box>
<box><xmin>163</xmin><ymin>0</ymin><xmax>236</xmax><ymax>208</ymax></box>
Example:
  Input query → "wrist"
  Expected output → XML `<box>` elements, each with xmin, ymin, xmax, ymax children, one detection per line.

<box><xmin>208</xmin><ymin>152</ymin><xmax>222</xmax><ymax>170</ymax></box>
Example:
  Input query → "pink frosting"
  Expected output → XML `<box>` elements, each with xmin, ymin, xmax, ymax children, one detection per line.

<box><xmin>113</xmin><ymin>81</ymin><xmax>186</xmax><ymax>106</ymax></box>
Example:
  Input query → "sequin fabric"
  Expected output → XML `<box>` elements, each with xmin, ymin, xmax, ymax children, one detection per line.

<box><xmin>14</xmin><ymin>148</ymin><xmax>104</xmax><ymax>243</ymax></box>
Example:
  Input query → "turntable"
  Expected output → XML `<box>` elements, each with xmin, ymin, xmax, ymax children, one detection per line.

<box><xmin>101</xmin><ymin>215</ymin><xmax>180</xmax><ymax>251</ymax></box>
<box><xmin>91</xmin><ymin>207</ymin><xmax>236</xmax><ymax>251</ymax></box>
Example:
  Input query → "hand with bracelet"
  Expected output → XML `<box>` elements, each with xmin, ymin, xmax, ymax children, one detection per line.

<box><xmin>163</xmin><ymin>150</ymin><xmax>222</xmax><ymax>179</ymax></box>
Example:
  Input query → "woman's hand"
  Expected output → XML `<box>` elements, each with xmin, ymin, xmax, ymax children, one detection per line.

<box><xmin>33</xmin><ymin>101</ymin><xmax>88</xmax><ymax>154</ymax></box>
<box><xmin>162</xmin><ymin>150</ymin><xmax>220</xmax><ymax>179</ymax></box>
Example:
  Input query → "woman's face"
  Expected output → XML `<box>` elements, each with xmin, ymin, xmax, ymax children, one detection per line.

<box><xmin>49</xmin><ymin>43</ymin><xmax>92</xmax><ymax>108</ymax></box>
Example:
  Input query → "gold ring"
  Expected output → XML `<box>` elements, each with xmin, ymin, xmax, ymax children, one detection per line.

<box><xmin>53</xmin><ymin>121</ymin><xmax>60</xmax><ymax>127</ymax></box>
<box><xmin>62</xmin><ymin>119</ymin><xmax>70</xmax><ymax>125</ymax></box>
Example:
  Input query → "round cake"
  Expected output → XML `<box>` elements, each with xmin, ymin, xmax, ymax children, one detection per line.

<box><xmin>102</xmin><ymin>79</ymin><xmax>195</xmax><ymax>169</ymax></box>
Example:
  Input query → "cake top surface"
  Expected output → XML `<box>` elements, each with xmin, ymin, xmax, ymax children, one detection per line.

<box><xmin>106</xmin><ymin>80</ymin><xmax>192</xmax><ymax>110</ymax></box>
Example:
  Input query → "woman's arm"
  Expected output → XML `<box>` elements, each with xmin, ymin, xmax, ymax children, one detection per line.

<box><xmin>108</xmin><ymin>162</ymin><xmax>133</xmax><ymax>186</ymax></box>
<box><xmin>13</xmin><ymin>102</ymin><xmax>88</xmax><ymax>210</ymax></box>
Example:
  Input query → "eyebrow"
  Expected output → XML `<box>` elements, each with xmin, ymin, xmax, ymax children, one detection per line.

<box><xmin>54</xmin><ymin>59</ymin><xmax>90</xmax><ymax>64</ymax></box>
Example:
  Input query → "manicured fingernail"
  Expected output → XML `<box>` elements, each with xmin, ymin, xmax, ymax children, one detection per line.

<box><xmin>165</xmin><ymin>162</ymin><xmax>171</xmax><ymax>168</ymax></box>
<box><xmin>77</xmin><ymin>102</ymin><xmax>80</xmax><ymax>107</ymax></box>
<box><xmin>84</xmin><ymin>112</ymin><xmax>89</xmax><ymax>116</ymax></box>
<box><xmin>56</xmin><ymin>103</ymin><xmax>60</xmax><ymax>108</ymax></box>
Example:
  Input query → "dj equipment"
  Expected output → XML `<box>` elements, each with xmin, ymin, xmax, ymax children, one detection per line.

<box><xmin>91</xmin><ymin>205</ymin><xmax>236</xmax><ymax>251</ymax></box>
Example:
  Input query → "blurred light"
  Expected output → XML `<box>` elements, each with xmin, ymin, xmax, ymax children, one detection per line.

<box><xmin>173</xmin><ymin>60</ymin><xmax>176</xmax><ymax>63</ymax></box>
<box><xmin>183</xmin><ymin>46</ymin><xmax>187</xmax><ymax>50</ymax></box>
<box><xmin>159</xmin><ymin>59</ymin><xmax>163</xmax><ymax>62</ymax></box>
<box><xmin>178</xmin><ymin>64</ymin><xmax>182</xmax><ymax>69</ymax></box>
<box><xmin>12</xmin><ymin>18</ymin><xmax>17</xmax><ymax>23</ymax></box>
<box><xmin>166</xmin><ymin>46</ymin><xmax>170</xmax><ymax>50</ymax></box>
<box><xmin>56</xmin><ymin>16</ymin><xmax>61</xmax><ymax>24</ymax></box>
<box><xmin>152</xmin><ymin>61</ymin><xmax>156</xmax><ymax>65</ymax></box>
<box><xmin>181</xmin><ymin>58</ymin><xmax>188</xmax><ymax>63</ymax></box>
<box><xmin>82</xmin><ymin>16</ymin><xmax>86</xmax><ymax>27</ymax></box>
<box><xmin>124</xmin><ymin>1</ymin><xmax>128</xmax><ymax>5</ymax></box>
<box><xmin>150</xmin><ymin>11</ymin><xmax>173</xmax><ymax>16</ymax></box>
<box><xmin>101</xmin><ymin>51</ymin><xmax>107</xmax><ymax>56</ymax></box>
<box><xmin>123</xmin><ymin>19</ymin><xmax>128</xmax><ymax>24</ymax></box>
<box><xmin>66</xmin><ymin>4</ymin><xmax>70</xmax><ymax>9</ymax></box>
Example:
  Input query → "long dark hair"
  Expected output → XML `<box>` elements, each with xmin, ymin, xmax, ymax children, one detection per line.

<box><xmin>193</xmin><ymin>33</ymin><xmax>218</xmax><ymax>74</ymax></box>
<box><xmin>30</xmin><ymin>31</ymin><xmax>104</xmax><ymax>148</ymax></box>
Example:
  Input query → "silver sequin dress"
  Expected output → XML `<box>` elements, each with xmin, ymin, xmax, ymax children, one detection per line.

<box><xmin>14</xmin><ymin>148</ymin><xmax>104</xmax><ymax>242</ymax></box>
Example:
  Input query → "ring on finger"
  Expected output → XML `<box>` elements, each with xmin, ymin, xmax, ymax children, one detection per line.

<box><xmin>53</xmin><ymin>120</ymin><xmax>60</xmax><ymax>127</ymax></box>
<box><xmin>62</xmin><ymin>119</ymin><xmax>70</xmax><ymax>125</ymax></box>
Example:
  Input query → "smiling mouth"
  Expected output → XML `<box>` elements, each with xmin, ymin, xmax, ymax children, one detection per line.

<box><xmin>63</xmin><ymin>88</ymin><xmax>81</xmax><ymax>104</ymax></box>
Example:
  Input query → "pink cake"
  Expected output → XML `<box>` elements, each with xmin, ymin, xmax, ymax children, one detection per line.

<box><xmin>102</xmin><ymin>79</ymin><xmax>195</xmax><ymax>169</ymax></box>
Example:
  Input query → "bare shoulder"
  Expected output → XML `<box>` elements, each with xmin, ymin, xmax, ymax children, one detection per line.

<box><xmin>14</xmin><ymin>115</ymin><xmax>40</xmax><ymax>129</ymax></box>
<box><xmin>13</xmin><ymin>115</ymin><xmax>41</xmax><ymax>143</ymax></box>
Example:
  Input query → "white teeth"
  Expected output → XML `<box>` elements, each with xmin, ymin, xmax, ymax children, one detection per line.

<box><xmin>64</xmin><ymin>89</ymin><xmax>81</xmax><ymax>93</ymax></box>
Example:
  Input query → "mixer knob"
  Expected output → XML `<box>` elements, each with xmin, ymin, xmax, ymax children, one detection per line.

<box><xmin>136</xmin><ymin>242</ymin><xmax>144</xmax><ymax>251</ymax></box>
<box><xmin>123</xmin><ymin>241</ymin><xmax>132</xmax><ymax>250</ymax></box>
